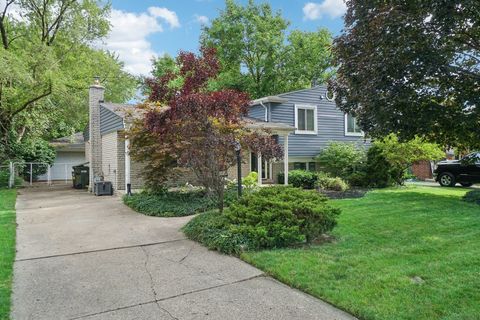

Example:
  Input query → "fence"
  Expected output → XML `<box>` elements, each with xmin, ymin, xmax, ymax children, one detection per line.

<box><xmin>1</xmin><ymin>161</ymin><xmax>82</xmax><ymax>188</ymax></box>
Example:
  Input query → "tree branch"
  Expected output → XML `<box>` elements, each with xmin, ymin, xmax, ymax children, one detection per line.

<box><xmin>11</xmin><ymin>83</ymin><xmax>52</xmax><ymax>118</ymax></box>
<box><xmin>0</xmin><ymin>0</ymin><xmax>15</xmax><ymax>49</ymax></box>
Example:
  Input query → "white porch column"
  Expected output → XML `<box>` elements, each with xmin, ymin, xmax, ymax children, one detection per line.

<box><xmin>125</xmin><ymin>137</ymin><xmax>131</xmax><ymax>191</ymax></box>
<box><xmin>257</xmin><ymin>152</ymin><xmax>262</xmax><ymax>186</ymax></box>
<box><xmin>284</xmin><ymin>133</ymin><xmax>289</xmax><ymax>185</ymax></box>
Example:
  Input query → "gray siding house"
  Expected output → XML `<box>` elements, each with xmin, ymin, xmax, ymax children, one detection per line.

<box><xmin>248</xmin><ymin>85</ymin><xmax>367</xmax><ymax>183</ymax></box>
<box><xmin>85</xmin><ymin>83</ymin><xmax>367</xmax><ymax>193</ymax></box>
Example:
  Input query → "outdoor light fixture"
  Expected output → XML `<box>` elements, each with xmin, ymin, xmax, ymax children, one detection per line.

<box><xmin>234</xmin><ymin>141</ymin><xmax>242</xmax><ymax>197</ymax></box>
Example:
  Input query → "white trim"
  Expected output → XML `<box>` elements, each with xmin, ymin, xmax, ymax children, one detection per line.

<box><xmin>344</xmin><ymin>114</ymin><xmax>364</xmax><ymax>137</ymax></box>
<box><xmin>283</xmin><ymin>134</ymin><xmax>289</xmax><ymax>185</ymax></box>
<box><xmin>294</xmin><ymin>104</ymin><xmax>317</xmax><ymax>135</ymax></box>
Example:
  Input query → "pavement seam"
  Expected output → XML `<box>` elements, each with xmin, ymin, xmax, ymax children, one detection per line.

<box><xmin>67</xmin><ymin>274</ymin><xmax>266</xmax><ymax>320</ymax></box>
<box><xmin>15</xmin><ymin>238</ymin><xmax>188</xmax><ymax>262</ymax></box>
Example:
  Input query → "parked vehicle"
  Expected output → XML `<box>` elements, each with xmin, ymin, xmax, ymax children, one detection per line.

<box><xmin>434</xmin><ymin>152</ymin><xmax>480</xmax><ymax>187</ymax></box>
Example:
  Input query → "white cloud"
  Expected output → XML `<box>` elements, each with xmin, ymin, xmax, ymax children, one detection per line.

<box><xmin>98</xmin><ymin>7</ymin><xmax>179</xmax><ymax>76</ymax></box>
<box><xmin>98</xmin><ymin>9</ymin><xmax>163</xmax><ymax>75</ymax></box>
<box><xmin>148</xmin><ymin>7</ymin><xmax>180</xmax><ymax>29</ymax></box>
<box><xmin>303</xmin><ymin>0</ymin><xmax>347</xmax><ymax>20</ymax></box>
<box><xmin>194</xmin><ymin>14</ymin><xmax>209</xmax><ymax>25</ymax></box>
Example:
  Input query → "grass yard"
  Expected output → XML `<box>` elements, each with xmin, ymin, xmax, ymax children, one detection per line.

<box><xmin>242</xmin><ymin>186</ymin><xmax>480</xmax><ymax>320</ymax></box>
<box><xmin>0</xmin><ymin>189</ymin><xmax>16</xmax><ymax>320</ymax></box>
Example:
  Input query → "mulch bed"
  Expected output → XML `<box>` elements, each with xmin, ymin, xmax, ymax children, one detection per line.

<box><xmin>318</xmin><ymin>188</ymin><xmax>369</xmax><ymax>199</ymax></box>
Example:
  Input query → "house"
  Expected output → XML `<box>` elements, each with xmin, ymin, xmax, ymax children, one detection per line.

<box><xmin>85</xmin><ymin>83</ymin><xmax>367</xmax><ymax>193</ymax></box>
<box><xmin>247</xmin><ymin>85</ymin><xmax>367</xmax><ymax>184</ymax></box>
<box><xmin>37</xmin><ymin>132</ymin><xmax>86</xmax><ymax>182</ymax></box>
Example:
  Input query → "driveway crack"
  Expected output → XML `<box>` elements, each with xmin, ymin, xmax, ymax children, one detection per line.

<box><xmin>178</xmin><ymin>244</ymin><xmax>195</xmax><ymax>264</ymax></box>
<box><xmin>141</xmin><ymin>247</ymin><xmax>180</xmax><ymax>320</ymax></box>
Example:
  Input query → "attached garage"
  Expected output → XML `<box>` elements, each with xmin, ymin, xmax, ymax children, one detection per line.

<box><xmin>37</xmin><ymin>133</ymin><xmax>86</xmax><ymax>182</ymax></box>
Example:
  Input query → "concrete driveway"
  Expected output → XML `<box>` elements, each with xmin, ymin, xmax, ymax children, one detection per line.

<box><xmin>12</xmin><ymin>186</ymin><xmax>355</xmax><ymax>320</ymax></box>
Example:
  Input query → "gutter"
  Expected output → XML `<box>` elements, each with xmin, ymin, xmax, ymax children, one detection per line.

<box><xmin>260</xmin><ymin>102</ymin><xmax>268</xmax><ymax>122</ymax></box>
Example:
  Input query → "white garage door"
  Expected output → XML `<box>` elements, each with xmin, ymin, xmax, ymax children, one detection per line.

<box><xmin>37</xmin><ymin>151</ymin><xmax>86</xmax><ymax>181</ymax></box>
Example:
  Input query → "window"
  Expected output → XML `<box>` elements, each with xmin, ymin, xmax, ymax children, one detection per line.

<box><xmin>295</xmin><ymin>105</ymin><xmax>317</xmax><ymax>134</ymax></box>
<box><xmin>345</xmin><ymin>114</ymin><xmax>363</xmax><ymax>136</ymax></box>
<box><xmin>294</xmin><ymin>162</ymin><xmax>307</xmax><ymax>170</ymax></box>
<box><xmin>293</xmin><ymin>162</ymin><xmax>316</xmax><ymax>171</ymax></box>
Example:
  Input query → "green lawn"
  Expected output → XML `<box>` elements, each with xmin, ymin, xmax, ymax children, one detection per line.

<box><xmin>242</xmin><ymin>186</ymin><xmax>480</xmax><ymax>320</ymax></box>
<box><xmin>0</xmin><ymin>189</ymin><xmax>16</xmax><ymax>320</ymax></box>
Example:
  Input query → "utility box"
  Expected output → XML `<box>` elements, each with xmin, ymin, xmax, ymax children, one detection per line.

<box><xmin>72</xmin><ymin>164</ymin><xmax>89</xmax><ymax>189</ymax></box>
<box><xmin>94</xmin><ymin>181</ymin><xmax>113</xmax><ymax>196</ymax></box>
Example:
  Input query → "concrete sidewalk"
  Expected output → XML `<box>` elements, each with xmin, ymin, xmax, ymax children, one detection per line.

<box><xmin>12</xmin><ymin>186</ymin><xmax>356</xmax><ymax>320</ymax></box>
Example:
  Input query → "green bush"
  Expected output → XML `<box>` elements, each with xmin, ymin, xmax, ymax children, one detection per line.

<box><xmin>182</xmin><ymin>210</ymin><xmax>253</xmax><ymax>254</ymax></box>
<box><xmin>278</xmin><ymin>170</ymin><xmax>317</xmax><ymax>189</ymax></box>
<box><xmin>364</xmin><ymin>145</ymin><xmax>404</xmax><ymax>188</ymax></box>
<box><xmin>123</xmin><ymin>190</ymin><xmax>217</xmax><ymax>217</ymax></box>
<box><xmin>0</xmin><ymin>169</ymin><xmax>22</xmax><ymax>188</ymax></box>
<box><xmin>316</xmin><ymin>172</ymin><xmax>349</xmax><ymax>192</ymax></box>
<box><xmin>463</xmin><ymin>190</ymin><xmax>480</xmax><ymax>205</ymax></box>
<box><xmin>316</xmin><ymin>142</ymin><xmax>365</xmax><ymax>180</ymax></box>
<box><xmin>184</xmin><ymin>186</ymin><xmax>340</xmax><ymax>254</ymax></box>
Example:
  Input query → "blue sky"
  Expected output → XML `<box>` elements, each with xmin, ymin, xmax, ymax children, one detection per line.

<box><xmin>104</xmin><ymin>0</ymin><xmax>346</xmax><ymax>75</ymax></box>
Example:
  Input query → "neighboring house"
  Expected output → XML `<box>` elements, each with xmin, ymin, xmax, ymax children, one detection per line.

<box><xmin>85</xmin><ymin>83</ymin><xmax>367</xmax><ymax>193</ymax></box>
<box><xmin>37</xmin><ymin>133</ymin><xmax>86</xmax><ymax>182</ymax></box>
<box><xmin>248</xmin><ymin>85</ymin><xmax>367</xmax><ymax>183</ymax></box>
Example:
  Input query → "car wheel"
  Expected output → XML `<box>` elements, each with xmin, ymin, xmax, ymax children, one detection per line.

<box><xmin>438</xmin><ymin>173</ymin><xmax>456</xmax><ymax>187</ymax></box>
<box><xmin>460</xmin><ymin>182</ymin><xmax>473</xmax><ymax>187</ymax></box>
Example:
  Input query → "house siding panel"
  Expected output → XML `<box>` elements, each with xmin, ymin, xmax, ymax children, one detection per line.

<box><xmin>249</xmin><ymin>105</ymin><xmax>266</xmax><ymax>121</ymax></box>
<box><xmin>265</xmin><ymin>86</ymin><xmax>368</xmax><ymax>158</ymax></box>
<box><xmin>100</xmin><ymin>106</ymin><xmax>124</xmax><ymax>135</ymax></box>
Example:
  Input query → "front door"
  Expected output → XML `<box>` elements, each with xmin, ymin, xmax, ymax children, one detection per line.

<box><xmin>250</xmin><ymin>153</ymin><xmax>271</xmax><ymax>180</ymax></box>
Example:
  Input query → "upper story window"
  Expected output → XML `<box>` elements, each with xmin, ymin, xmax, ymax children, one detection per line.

<box><xmin>345</xmin><ymin>114</ymin><xmax>363</xmax><ymax>136</ymax></box>
<box><xmin>295</xmin><ymin>104</ymin><xmax>317</xmax><ymax>134</ymax></box>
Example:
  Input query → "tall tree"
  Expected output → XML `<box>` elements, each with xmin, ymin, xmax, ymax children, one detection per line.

<box><xmin>0</xmin><ymin>0</ymin><xmax>137</xmax><ymax>160</ymax></box>
<box><xmin>202</xmin><ymin>0</ymin><xmax>288</xmax><ymax>98</ymax></box>
<box><xmin>202</xmin><ymin>0</ymin><xmax>334</xmax><ymax>99</ymax></box>
<box><xmin>332</xmin><ymin>0</ymin><xmax>480</xmax><ymax>150</ymax></box>
<box><xmin>282</xmin><ymin>29</ymin><xmax>334</xmax><ymax>92</ymax></box>
<box><xmin>129</xmin><ymin>48</ymin><xmax>282</xmax><ymax>211</ymax></box>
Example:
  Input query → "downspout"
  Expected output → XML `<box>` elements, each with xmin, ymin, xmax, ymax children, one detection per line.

<box><xmin>123</xmin><ymin>119</ymin><xmax>131</xmax><ymax>195</ymax></box>
<box><xmin>259</xmin><ymin>102</ymin><xmax>268</xmax><ymax>122</ymax></box>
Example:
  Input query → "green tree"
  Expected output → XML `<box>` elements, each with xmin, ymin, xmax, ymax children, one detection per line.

<box><xmin>0</xmin><ymin>0</ymin><xmax>137</xmax><ymax>161</ymax></box>
<box><xmin>332</xmin><ymin>0</ymin><xmax>480</xmax><ymax>150</ymax></box>
<box><xmin>282</xmin><ymin>29</ymin><xmax>334</xmax><ymax>91</ymax></box>
<box><xmin>202</xmin><ymin>0</ymin><xmax>288</xmax><ymax>98</ymax></box>
<box><xmin>202</xmin><ymin>0</ymin><xmax>334</xmax><ymax>98</ymax></box>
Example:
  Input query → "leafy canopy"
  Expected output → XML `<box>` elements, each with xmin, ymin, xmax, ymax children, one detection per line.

<box><xmin>0</xmin><ymin>0</ymin><xmax>137</xmax><ymax>162</ymax></box>
<box><xmin>332</xmin><ymin>0</ymin><xmax>479</xmax><ymax>150</ymax></box>
<box><xmin>202</xmin><ymin>0</ymin><xmax>334</xmax><ymax>98</ymax></box>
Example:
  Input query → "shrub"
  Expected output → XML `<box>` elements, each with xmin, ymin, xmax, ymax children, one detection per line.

<box><xmin>242</xmin><ymin>171</ymin><xmax>258</xmax><ymax>190</ymax></box>
<box><xmin>315</xmin><ymin>172</ymin><xmax>349</xmax><ymax>192</ymax></box>
<box><xmin>364</xmin><ymin>145</ymin><xmax>403</xmax><ymax>188</ymax></box>
<box><xmin>278</xmin><ymin>170</ymin><xmax>317</xmax><ymax>189</ymax></box>
<box><xmin>0</xmin><ymin>169</ymin><xmax>23</xmax><ymax>188</ymax></box>
<box><xmin>226</xmin><ymin>187</ymin><xmax>339</xmax><ymax>248</ymax></box>
<box><xmin>182</xmin><ymin>210</ymin><xmax>252</xmax><ymax>254</ymax></box>
<box><xmin>463</xmin><ymin>190</ymin><xmax>480</xmax><ymax>205</ymax></box>
<box><xmin>123</xmin><ymin>190</ymin><xmax>217</xmax><ymax>217</ymax></box>
<box><xmin>316</xmin><ymin>142</ymin><xmax>365</xmax><ymax>180</ymax></box>
<box><xmin>184</xmin><ymin>187</ymin><xmax>340</xmax><ymax>253</ymax></box>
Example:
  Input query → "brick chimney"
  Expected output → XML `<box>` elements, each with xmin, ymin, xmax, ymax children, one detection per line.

<box><xmin>88</xmin><ymin>79</ymin><xmax>105</xmax><ymax>190</ymax></box>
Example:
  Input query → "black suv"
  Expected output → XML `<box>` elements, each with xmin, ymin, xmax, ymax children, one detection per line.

<box><xmin>434</xmin><ymin>152</ymin><xmax>480</xmax><ymax>187</ymax></box>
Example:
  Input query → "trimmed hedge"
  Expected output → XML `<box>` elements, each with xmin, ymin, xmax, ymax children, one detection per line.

<box><xmin>183</xmin><ymin>186</ymin><xmax>340</xmax><ymax>254</ymax></box>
